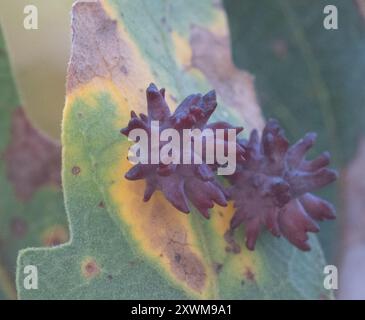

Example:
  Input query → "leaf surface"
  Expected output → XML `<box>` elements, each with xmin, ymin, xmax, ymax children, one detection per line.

<box><xmin>17</xmin><ymin>0</ymin><xmax>331</xmax><ymax>299</ymax></box>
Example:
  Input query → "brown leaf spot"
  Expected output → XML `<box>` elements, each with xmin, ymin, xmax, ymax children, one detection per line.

<box><xmin>148</xmin><ymin>200</ymin><xmax>207</xmax><ymax>293</ymax></box>
<box><xmin>81</xmin><ymin>257</ymin><xmax>101</xmax><ymax>279</ymax></box>
<box><xmin>165</xmin><ymin>237</ymin><xmax>206</xmax><ymax>293</ymax></box>
<box><xmin>72</xmin><ymin>166</ymin><xmax>81</xmax><ymax>175</ymax></box>
<box><xmin>42</xmin><ymin>225</ymin><xmax>69</xmax><ymax>247</ymax></box>
<box><xmin>244</xmin><ymin>267</ymin><xmax>255</xmax><ymax>282</ymax></box>
<box><xmin>3</xmin><ymin>108</ymin><xmax>61</xmax><ymax>202</ymax></box>
<box><xmin>98</xmin><ymin>201</ymin><xmax>105</xmax><ymax>208</ymax></box>
<box><xmin>190</xmin><ymin>26</ymin><xmax>264</xmax><ymax>131</ymax></box>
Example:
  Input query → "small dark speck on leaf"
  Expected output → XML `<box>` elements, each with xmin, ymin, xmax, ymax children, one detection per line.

<box><xmin>107</xmin><ymin>275</ymin><xmax>113</xmax><ymax>280</ymax></box>
<box><xmin>128</xmin><ymin>259</ymin><xmax>142</xmax><ymax>266</ymax></box>
<box><xmin>72</xmin><ymin>166</ymin><xmax>81</xmax><ymax>175</ymax></box>
<box><xmin>120</xmin><ymin>65</ymin><xmax>128</xmax><ymax>75</ymax></box>
<box><xmin>213</xmin><ymin>262</ymin><xmax>223</xmax><ymax>274</ymax></box>
<box><xmin>174</xmin><ymin>253</ymin><xmax>181</xmax><ymax>263</ymax></box>
<box><xmin>98</xmin><ymin>201</ymin><xmax>105</xmax><ymax>208</ymax></box>
<box><xmin>244</xmin><ymin>267</ymin><xmax>255</xmax><ymax>282</ymax></box>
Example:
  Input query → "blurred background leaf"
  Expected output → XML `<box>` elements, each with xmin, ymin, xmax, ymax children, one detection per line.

<box><xmin>224</xmin><ymin>0</ymin><xmax>365</xmax><ymax>264</ymax></box>
<box><xmin>0</xmin><ymin>0</ymin><xmax>74</xmax><ymax>140</ymax></box>
<box><xmin>0</xmin><ymin>29</ymin><xmax>68</xmax><ymax>300</ymax></box>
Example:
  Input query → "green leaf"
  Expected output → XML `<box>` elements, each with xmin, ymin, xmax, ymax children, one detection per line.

<box><xmin>224</xmin><ymin>0</ymin><xmax>365</xmax><ymax>261</ymax></box>
<box><xmin>0</xmin><ymin>29</ymin><xmax>68</xmax><ymax>299</ymax></box>
<box><xmin>17</xmin><ymin>0</ymin><xmax>331</xmax><ymax>299</ymax></box>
